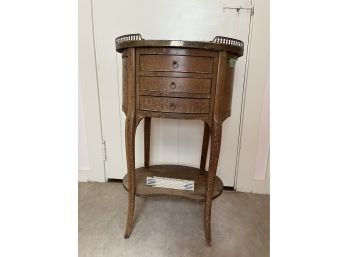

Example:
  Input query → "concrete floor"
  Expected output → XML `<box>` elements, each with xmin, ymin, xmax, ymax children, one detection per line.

<box><xmin>79</xmin><ymin>182</ymin><xmax>269</xmax><ymax>257</ymax></box>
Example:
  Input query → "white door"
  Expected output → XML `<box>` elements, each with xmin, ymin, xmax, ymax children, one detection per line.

<box><xmin>92</xmin><ymin>0</ymin><xmax>253</xmax><ymax>186</ymax></box>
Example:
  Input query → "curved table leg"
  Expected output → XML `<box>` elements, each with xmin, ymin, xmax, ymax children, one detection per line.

<box><xmin>144</xmin><ymin>117</ymin><xmax>151</xmax><ymax>168</ymax></box>
<box><xmin>124</xmin><ymin>114</ymin><xmax>136</xmax><ymax>238</ymax></box>
<box><xmin>200</xmin><ymin>122</ymin><xmax>210</xmax><ymax>171</ymax></box>
<box><xmin>205</xmin><ymin>121</ymin><xmax>222</xmax><ymax>246</ymax></box>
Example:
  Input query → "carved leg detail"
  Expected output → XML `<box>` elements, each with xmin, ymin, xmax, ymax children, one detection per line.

<box><xmin>200</xmin><ymin>122</ymin><xmax>210</xmax><ymax>171</ymax></box>
<box><xmin>144</xmin><ymin>117</ymin><xmax>151</xmax><ymax>168</ymax></box>
<box><xmin>124</xmin><ymin>114</ymin><xmax>136</xmax><ymax>238</ymax></box>
<box><xmin>205</xmin><ymin>122</ymin><xmax>222</xmax><ymax>246</ymax></box>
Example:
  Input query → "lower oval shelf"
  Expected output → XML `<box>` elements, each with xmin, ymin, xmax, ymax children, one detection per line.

<box><xmin>122</xmin><ymin>165</ymin><xmax>223</xmax><ymax>201</ymax></box>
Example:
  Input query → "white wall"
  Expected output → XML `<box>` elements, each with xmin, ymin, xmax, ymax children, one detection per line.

<box><xmin>254</xmin><ymin>65</ymin><xmax>269</xmax><ymax>181</ymax></box>
<box><xmin>78</xmin><ymin>77</ymin><xmax>90</xmax><ymax>171</ymax></box>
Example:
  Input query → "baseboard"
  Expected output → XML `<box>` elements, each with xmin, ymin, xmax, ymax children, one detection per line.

<box><xmin>78</xmin><ymin>169</ymin><xmax>91</xmax><ymax>182</ymax></box>
<box><xmin>251</xmin><ymin>179</ymin><xmax>270</xmax><ymax>194</ymax></box>
<box><xmin>78</xmin><ymin>168</ymin><xmax>106</xmax><ymax>182</ymax></box>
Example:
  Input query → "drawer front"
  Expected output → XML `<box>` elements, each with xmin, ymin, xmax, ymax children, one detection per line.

<box><xmin>139</xmin><ymin>96</ymin><xmax>210</xmax><ymax>114</ymax></box>
<box><xmin>139</xmin><ymin>77</ymin><xmax>211</xmax><ymax>94</ymax></box>
<box><xmin>139</xmin><ymin>55</ymin><xmax>213</xmax><ymax>74</ymax></box>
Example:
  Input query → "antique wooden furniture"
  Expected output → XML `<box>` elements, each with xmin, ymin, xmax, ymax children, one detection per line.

<box><xmin>115</xmin><ymin>34</ymin><xmax>244</xmax><ymax>246</ymax></box>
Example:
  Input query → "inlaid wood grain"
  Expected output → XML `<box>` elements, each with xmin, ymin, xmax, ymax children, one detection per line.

<box><xmin>139</xmin><ymin>76</ymin><xmax>211</xmax><ymax>95</ymax></box>
<box><xmin>204</xmin><ymin>51</ymin><xmax>227</xmax><ymax>246</ymax></box>
<box><xmin>124</xmin><ymin>48</ymin><xmax>136</xmax><ymax>239</ymax></box>
<box><xmin>139</xmin><ymin>54</ymin><xmax>213</xmax><ymax>74</ymax></box>
<box><xmin>139</xmin><ymin>96</ymin><xmax>210</xmax><ymax>114</ymax></box>
<box><xmin>122</xmin><ymin>50</ymin><xmax>128</xmax><ymax>113</ymax></box>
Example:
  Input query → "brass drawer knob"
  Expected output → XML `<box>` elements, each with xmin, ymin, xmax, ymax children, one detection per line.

<box><xmin>170</xmin><ymin>82</ymin><xmax>176</xmax><ymax>89</ymax></box>
<box><xmin>169</xmin><ymin>103</ymin><xmax>176</xmax><ymax>110</ymax></box>
<box><xmin>172</xmin><ymin>60</ymin><xmax>179</xmax><ymax>69</ymax></box>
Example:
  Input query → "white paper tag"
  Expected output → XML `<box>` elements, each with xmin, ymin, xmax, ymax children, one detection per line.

<box><xmin>146</xmin><ymin>176</ymin><xmax>194</xmax><ymax>191</ymax></box>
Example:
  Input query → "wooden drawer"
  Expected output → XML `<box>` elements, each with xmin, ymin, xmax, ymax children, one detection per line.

<box><xmin>139</xmin><ymin>96</ymin><xmax>210</xmax><ymax>114</ymax></box>
<box><xmin>139</xmin><ymin>55</ymin><xmax>213</xmax><ymax>74</ymax></box>
<box><xmin>139</xmin><ymin>77</ymin><xmax>211</xmax><ymax>94</ymax></box>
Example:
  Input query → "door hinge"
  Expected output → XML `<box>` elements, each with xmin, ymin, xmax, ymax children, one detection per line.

<box><xmin>102</xmin><ymin>140</ymin><xmax>107</xmax><ymax>161</ymax></box>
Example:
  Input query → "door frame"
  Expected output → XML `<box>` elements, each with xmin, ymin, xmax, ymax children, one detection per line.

<box><xmin>78</xmin><ymin>0</ymin><xmax>106</xmax><ymax>182</ymax></box>
<box><xmin>234</xmin><ymin>0</ymin><xmax>270</xmax><ymax>193</ymax></box>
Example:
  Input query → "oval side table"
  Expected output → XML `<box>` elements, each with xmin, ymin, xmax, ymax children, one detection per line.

<box><xmin>115</xmin><ymin>34</ymin><xmax>244</xmax><ymax>246</ymax></box>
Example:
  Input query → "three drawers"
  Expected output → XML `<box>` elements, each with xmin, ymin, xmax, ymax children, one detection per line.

<box><xmin>138</xmin><ymin>51</ymin><xmax>215</xmax><ymax>115</ymax></box>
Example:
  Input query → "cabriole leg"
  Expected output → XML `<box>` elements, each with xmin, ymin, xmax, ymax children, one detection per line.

<box><xmin>200</xmin><ymin>122</ymin><xmax>210</xmax><ymax>171</ymax></box>
<box><xmin>205</xmin><ymin>122</ymin><xmax>222</xmax><ymax>246</ymax></box>
<box><xmin>124</xmin><ymin>114</ymin><xmax>136</xmax><ymax>238</ymax></box>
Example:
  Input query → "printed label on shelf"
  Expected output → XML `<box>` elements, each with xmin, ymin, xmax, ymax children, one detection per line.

<box><xmin>146</xmin><ymin>176</ymin><xmax>194</xmax><ymax>191</ymax></box>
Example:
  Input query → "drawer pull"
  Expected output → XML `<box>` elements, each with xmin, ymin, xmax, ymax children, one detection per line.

<box><xmin>172</xmin><ymin>60</ymin><xmax>179</xmax><ymax>69</ymax></box>
<box><xmin>169</xmin><ymin>103</ymin><xmax>176</xmax><ymax>110</ymax></box>
<box><xmin>170</xmin><ymin>82</ymin><xmax>176</xmax><ymax>89</ymax></box>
